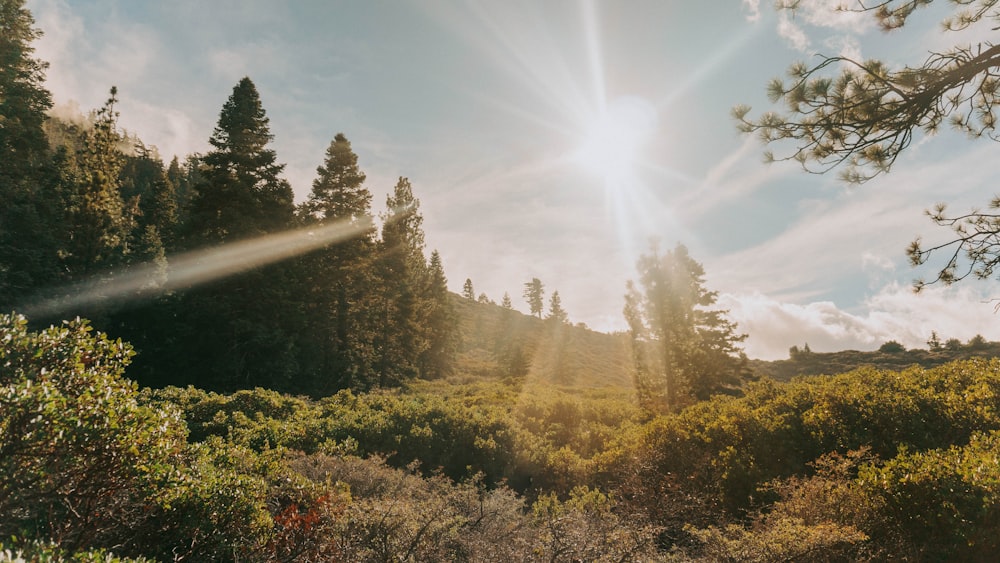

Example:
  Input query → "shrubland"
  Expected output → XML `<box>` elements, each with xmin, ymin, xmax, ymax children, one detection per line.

<box><xmin>5</xmin><ymin>312</ymin><xmax>1000</xmax><ymax>561</ymax></box>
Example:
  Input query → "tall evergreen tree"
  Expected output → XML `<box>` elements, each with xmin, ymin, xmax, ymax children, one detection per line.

<box><xmin>136</xmin><ymin>78</ymin><xmax>298</xmax><ymax>391</ymax></box>
<box><xmin>624</xmin><ymin>243</ymin><xmax>747</xmax><ymax>411</ymax></box>
<box><xmin>165</xmin><ymin>155</ymin><xmax>200</xmax><ymax>231</ymax></box>
<box><xmin>463</xmin><ymin>278</ymin><xmax>475</xmax><ymax>300</ymax></box>
<box><xmin>0</xmin><ymin>0</ymin><xmax>58</xmax><ymax>306</ymax></box>
<box><xmin>378</xmin><ymin>176</ymin><xmax>430</xmax><ymax>384</ymax></box>
<box><xmin>186</xmin><ymin>77</ymin><xmax>293</xmax><ymax>244</ymax></box>
<box><xmin>420</xmin><ymin>249</ymin><xmax>457</xmax><ymax>379</ymax></box>
<box><xmin>297</xmin><ymin>132</ymin><xmax>377</xmax><ymax>393</ymax></box>
<box><xmin>58</xmin><ymin>88</ymin><xmax>128</xmax><ymax>277</ymax></box>
<box><xmin>547</xmin><ymin>290</ymin><xmax>568</xmax><ymax>324</ymax></box>
<box><xmin>301</xmin><ymin>132</ymin><xmax>370</xmax><ymax>225</ymax></box>
<box><xmin>523</xmin><ymin>278</ymin><xmax>545</xmax><ymax>318</ymax></box>
<box><xmin>120</xmin><ymin>144</ymin><xmax>178</xmax><ymax>250</ymax></box>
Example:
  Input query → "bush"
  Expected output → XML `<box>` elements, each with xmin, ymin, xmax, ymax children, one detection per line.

<box><xmin>612</xmin><ymin>360</ymin><xmax>1000</xmax><ymax>540</ymax></box>
<box><xmin>0</xmin><ymin>539</ymin><xmax>155</xmax><ymax>562</ymax></box>
<box><xmin>878</xmin><ymin>340</ymin><xmax>906</xmax><ymax>354</ymax></box>
<box><xmin>0</xmin><ymin>314</ymin><xmax>187</xmax><ymax>553</ymax></box>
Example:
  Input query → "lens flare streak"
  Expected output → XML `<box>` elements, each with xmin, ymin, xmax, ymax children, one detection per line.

<box><xmin>19</xmin><ymin>217</ymin><xmax>374</xmax><ymax>319</ymax></box>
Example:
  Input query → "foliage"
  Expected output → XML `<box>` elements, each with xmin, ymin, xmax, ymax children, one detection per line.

<box><xmin>624</xmin><ymin>242</ymin><xmax>748</xmax><ymax>411</ymax></box>
<box><xmin>148</xmin><ymin>377</ymin><xmax>646</xmax><ymax>498</ymax></box>
<box><xmin>0</xmin><ymin>0</ymin><xmax>59</xmax><ymax>306</ymax></box>
<box><xmin>294</xmin><ymin>131</ymin><xmax>380</xmax><ymax>393</ymax></box>
<box><xmin>186</xmin><ymin>77</ymin><xmax>293</xmax><ymax>243</ymax></box>
<box><xmin>8</xmin><ymin>310</ymin><xmax>1000</xmax><ymax>560</ymax></box>
<box><xmin>530</xmin><ymin>486</ymin><xmax>659</xmax><ymax>561</ymax></box>
<box><xmin>523</xmin><ymin>277</ymin><xmax>545</xmax><ymax>318</ymax></box>
<box><xmin>0</xmin><ymin>314</ymin><xmax>355</xmax><ymax>561</ymax></box>
<box><xmin>738</xmin><ymin>1</ymin><xmax>1000</xmax><ymax>289</ymax></box>
<box><xmin>736</xmin><ymin>1</ymin><xmax>1000</xmax><ymax>184</ymax></box>
<box><xmin>57</xmin><ymin>88</ymin><xmax>129</xmax><ymax>277</ymax></box>
<box><xmin>547</xmin><ymin>290</ymin><xmax>568</xmax><ymax>324</ymax></box>
<box><xmin>685</xmin><ymin>449</ymin><xmax>885</xmax><ymax>562</ymax></box>
<box><xmin>607</xmin><ymin>358</ymin><xmax>1000</xmax><ymax>552</ymax></box>
<box><xmin>857</xmin><ymin>430</ymin><xmax>1000</xmax><ymax>560</ymax></box>
<box><xmin>0</xmin><ymin>314</ymin><xmax>186</xmax><ymax>552</ymax></box>
<box><xmin>0</xmin><ymin>539</ymin><xmax>155</xmax><ymax>562</ymax></box>
<box><xmin>878</xmin><ymin>340</ymin><xmax>906</xmax><ymax>353</ymax></box>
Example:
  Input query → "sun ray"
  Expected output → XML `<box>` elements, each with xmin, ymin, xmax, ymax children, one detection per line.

<box><xmin>19</xmin><ymin>217</ymin><xmax>375</xmax><ymax>319</ymax></box>
<box><xmin>581</xmin><ymin>0</ymin><xmax>608</xmax><ymax>113</ymax></box>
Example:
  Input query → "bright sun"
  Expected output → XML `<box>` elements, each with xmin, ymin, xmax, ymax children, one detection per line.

<box><xmin>574</xmin><ymin>96</ymin><xmax>658</xmax><ymax>182</ymax></box>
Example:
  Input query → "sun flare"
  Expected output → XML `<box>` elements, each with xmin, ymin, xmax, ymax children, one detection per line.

<box><xmin>574</xmin><ymin>96</ymin><xmax>658</xmax><ymax>182</ymax></box>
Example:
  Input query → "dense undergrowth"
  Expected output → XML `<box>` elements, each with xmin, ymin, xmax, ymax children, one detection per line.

<box><xmin>4</xmin><ymin>314</ymin><xmax>1000</xmax><ymax>561</ymax></box>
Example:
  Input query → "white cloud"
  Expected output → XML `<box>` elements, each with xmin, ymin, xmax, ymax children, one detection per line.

<box><xmin>825</xmin><ymin>34</ymin><xmax>863</xmax><ymax>63</ymax></box>
<box><xmin>773</xmin><ymin>2</ymin><xmax>875</xmax><ymax>53</ymax></box>
<box><xmin>795</xmin><ymin>1</ymin><xmax>873</xmax><ymax>33</ymax></box>
<box><xmin>710</xmin><ymin>138</ymin><xmax>1000</xmax><ymax>299</ymax></box>
<box><xmin>742</xmin><ymin>0</ymin><xmax>761</xmax><ymax>22</ymax></box>
<box><xmin>722</xmin><ymin>281</ymin><xmax>1000</xmax><ymax>360</ymax></box>
<box><xmin>777</xmin><ymin>11</ymin><xmax>811</xmax><ymax>52</ymax></box>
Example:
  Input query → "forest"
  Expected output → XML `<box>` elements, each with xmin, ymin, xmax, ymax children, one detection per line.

<box><xmin>3</xmin><ymin>0</ymin><xmax>1000</xmax><ymax>561</ymax></box>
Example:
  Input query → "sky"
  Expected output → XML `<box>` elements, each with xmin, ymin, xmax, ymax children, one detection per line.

<box><xmin>24</xmin><ymin>0</ymin><xmax>1000</xmax><ymax>359</ymax></box>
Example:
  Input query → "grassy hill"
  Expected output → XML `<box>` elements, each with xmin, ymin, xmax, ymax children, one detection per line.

<box><xmin>451</xmin><ymin>295</ymin><xmax>633</xmax><ymax>388</ymax></box>
<box><xmin>750</xmin><ymin>340</ymin><xmax>1000</xmax><ymax>381</ymax></box>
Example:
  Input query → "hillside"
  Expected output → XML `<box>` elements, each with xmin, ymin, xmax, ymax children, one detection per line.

<box><xmin>451</xmin><ymin>295</ymin><xmax>633</xmax><ymax>388</ymax></box>
<box><xmin>451</xmin><ymin>293</ymin><xmax>1000</xmax><ymax>389</ymax></box>
<box><xmin>750</xmin><ymin>340</ymin><xmax>1000</xmax><ymax>381</ymax></box>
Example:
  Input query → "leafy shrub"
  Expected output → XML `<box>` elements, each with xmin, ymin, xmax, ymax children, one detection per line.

<box><xmin>858</xmin><ymin>430</ymin><xmax>1000</xmax><ymax>561</ymax></box>
<box><xmin>289</xmin><ymin>452</ymin><xmax>533</xmax><ymax>561</ymax></box>
<box><xmin>684</xmin><ymin>450</ymin><xmax>888</xmax><ymax>562</ymax></box>
<box><xmin>531</xmin><ymin>486</ymin><xmax>660</xmax><ymax>562</ymax></box>
<box><xmin>611</xmin><ymin>360</ymin><xmax>1000</xmax><ymax>544</ymax></box>
<box><xmin>0</xmin><ymin>539</ymin><xmax>155</xmax><ymax>562</ymax></box>
<box><xmin>878</xmin><ymin>340</ymin><xmax>906</xmax><ymax>353</ymax></box>
<box><xmin>0</xmin><ymin>314</ymin><xmax>187</xmax><ymax>553</ymax></box>
<box><xmin>0</xmin><ymin>315</ymin><xmax>347</xmax><ymax>561</ymax></box>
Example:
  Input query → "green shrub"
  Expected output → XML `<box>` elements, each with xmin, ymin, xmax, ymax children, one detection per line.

<box><xmin>0</xmin><ymin>314</ymin><xmax>187</xmax><ymax>553</ymax></box>
<box><xmin>0</xmin><ymin>539</ymin><xmax>155</xmax><ymax>562</ymax></box>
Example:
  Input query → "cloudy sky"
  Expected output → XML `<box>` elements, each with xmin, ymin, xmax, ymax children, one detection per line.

<box><xmin>26</xmin><ymin>0</ymin><xmax>1000</xmax><ymax>359</ymax></box>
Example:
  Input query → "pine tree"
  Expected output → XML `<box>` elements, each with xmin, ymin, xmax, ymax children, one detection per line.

<box><xmin>523</xmin><ymin>278</ymin><xmax>545</xmax><ymax>318</ymax></box>
<box><xmin>420</xmin><ymin>250</ymin><xmax>457</xmax><ymax>378</ymax></box>
<box><xmin>120</xmin><ymin>144</ymin><xmax>178</xmax><ymax>249</ymax></box>
<box><xmin>378</xmin><ymin>177</ymin><xmax>430</xmax><ymax>384</ymax></box>
<box><xmin>301</xmin><ymin>133</ymin><xmax>370</xmax><ymax>225</ymax></box>
<box><xmin>58</xmin><ymin>88</ymin><xmax>128</xmax><ymax>276</ymax></box>
<box><xmin>739</xmin><ymin>3</ymin><xmax>1000</xmax><ymax>290</ymax></box>
<box><xmin>547</xmin><ymin>290</ymin><xmax>568</xmax><ymax>324</ymax></box>
<box><xmin>141</xmin><ymin>78</ymin><xmax>297</xmax><ymax>391</ymax></box>
<box><xmin>927</xmin><ymin>331</ymin><xmax>942</xmax><ymax>351</ymax></box>
<box><xmin>463</xmin><ymin>279</ymin><xmax>475</xmax><ymax>300</ymax></box>
<box><xmin>501</xmin><ymin>292</ymin><xmax>513</xmax><ymax>309</ymax></box>
<box><xmin>186</xmin><ymin>77</ymin><xmax>293</xmax><ymax>244</ymax></box>
<box><xmin>624</xmin><ymin>243</ymin><xmax>747</xmax><ymax>411</ymax></box>
<box><xmin>0</xmin><ymin>0</ymin><xmax>58</xmax><ymax>306</ymax></box>
<box><xmin>166</xmin><ymin>155</ymin><xmax>200</xmax><ymax>230</ymax></box>
<box><xmin>297</xmin><ymin>132</ymin><xmax>377</xmax><ymax>393</ymax></box>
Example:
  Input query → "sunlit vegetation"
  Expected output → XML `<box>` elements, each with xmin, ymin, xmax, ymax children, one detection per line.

<box><xmin>5</xmin><ymin>312</ymin><xmax>1000</xmax><ymax>560</ymax></box>
<box><xmin>5</xmin><ymin>0</ymin><xmax>1000</xmax><ymax>560</ymax></box>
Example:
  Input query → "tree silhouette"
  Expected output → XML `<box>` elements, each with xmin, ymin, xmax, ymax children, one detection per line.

<box><xmin>624</xmin><ymin>242</ymin><xmax>747</xmax><ymax>410</ymax></box>
<box><xmin>523</xmin><ymin>278</ymin><xmax>545</xmax><ymax>318</ymax></box>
